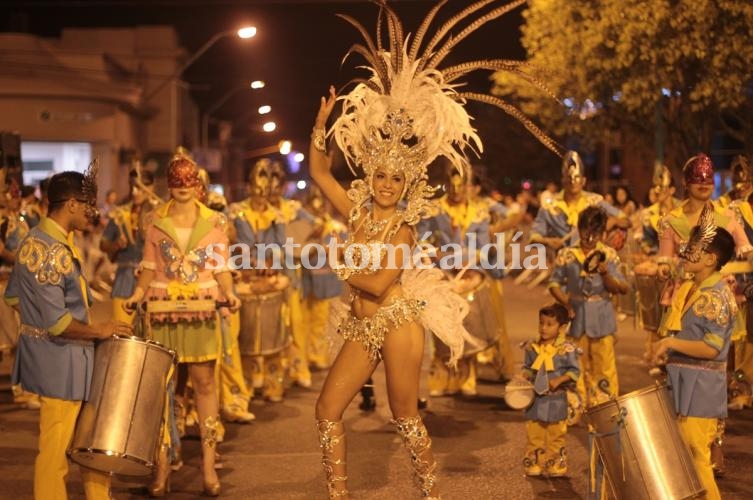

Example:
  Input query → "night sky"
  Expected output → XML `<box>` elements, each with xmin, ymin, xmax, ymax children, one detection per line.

<box><xmin>2</xmin><ymin>1</ymin><xmax>558</xmax><ymax>191</ymax></box>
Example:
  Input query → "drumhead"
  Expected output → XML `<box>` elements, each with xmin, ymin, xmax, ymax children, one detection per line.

<box><xmin>503</xmin><ymin>380</ymin><xmax>534</xmax><ymax>410</ymax></box>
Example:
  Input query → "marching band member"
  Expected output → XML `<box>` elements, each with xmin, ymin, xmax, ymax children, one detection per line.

<box><xmin>549</xmin><ymin>206</ymin><xmax>628</xmax><ymax>407</ymax></box>
<box><xmin>125</xmin><ymin>153</ymin><xmax>240</xmax><ymax>496</ymax></box>
<box><xmin>229</xmin><ymin>159</ymin><xmax>288</xmax><ymax>402</ymax></box>
<box><xmin>267</xmin><ymin>161</ymin><xmax>318</xmax><ymax>390</ymax></box>
<box><xmin>5</xmin><ymin>166</ymin><xmax>132</xmax><ymax>499</ymax></box>
<box><xmin>653</xmin><ymin>207</ymin><xmax>737</xmax><ymax>500</ymax></box>
<box><xmin>520</xmin><ymin>303</ymin><xmax>579</xmax><ymax>477</ymax></box>
<box><xmin>717</xmin><ymin>155</ymin><xmax>753</xmax><ymax>208</ymax></box>
<box><xmin>301</xmin><ymin>184</ymin><xmax>345</xmax><ymax>371</ymax></box>
<box><xmin>0</xmin><ymin>178</ymin><xmax>39</xmax><ymax>409</ymax></box>
<box><xmin>99</xmin><ymin>169</ymin><xmax>159</xmax><ymax>325</ymax></box>
<box><xmin>638</xmin><ymin>163</ymin><xmax>680</xmax><ymax>256</ymax></box>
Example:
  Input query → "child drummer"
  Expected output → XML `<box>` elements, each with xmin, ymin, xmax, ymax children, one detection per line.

<box><xmin>653</xmin><ymin>205</ymin><xmax>737</xmax><ymax>500</ymax></box>
<box><xmin>520</xmin><ymin>302</ymin><xmax>580</xmax><ymax>477</ymax></box>
<box><xmin>548</xmin><ymin>206</ymin><xmax>629</xmax><ymax>407</ymax></box>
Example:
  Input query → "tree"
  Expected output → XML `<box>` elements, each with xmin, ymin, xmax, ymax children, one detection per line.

<box><xmin>491</xmin><ymin>0</ymin><xmax>753</xmax><ymax>168</ymax></box>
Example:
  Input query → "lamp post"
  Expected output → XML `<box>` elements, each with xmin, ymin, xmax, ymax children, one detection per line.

<box><xmin>143</xmin><ymin>26</ymin><xmax>257</xmax><ymax>151</ymax></box>
<box><xmin>201</xmin><ymin>81</ymin><xmax>265</xmax><ymax>148</ymax></box>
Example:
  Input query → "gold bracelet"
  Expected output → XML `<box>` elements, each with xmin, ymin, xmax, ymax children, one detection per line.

<box><xmin>311</xmin><ymin>128</ymin><xmax>326</xmax><ymax>153</ymax></box>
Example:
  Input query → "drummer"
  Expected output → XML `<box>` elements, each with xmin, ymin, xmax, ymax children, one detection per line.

<box><xmin>727</xmin><ymin>155</ymin><xmax>753</xmax><ymax>410</ymax></box>
<box><xmin>99</xmin><ymin>168</ymin><xmax>159</xmax><ymax>326</ymax></box>
<box><xmin>419</xmin><ymin>168</ymin><xmax>502</xmax><ymax>397</ymax></box>
<box><xmin>520</xmin><ymin>302</ymin><xmax>579</xmax><ymax>477</ymax></box>
<box><xmin>0</xmin><ymin>177</ymin><xmax>40</xmax><ymax>410</ymax></box>
<box><xmin>652</xmin><ymin>213</ymin><xmax>737</xmax><ymax>500</ymax></box>
<box><xmin>638</xmin><ymin>162</ymin><xmax>680</xmax><ymax>256</ymax></box>
<box><xmin>548</xmin><ymin>206</ymin><xmax>628</xmax><ymax>407</ymax></box>
<box><xmin>4</xmin><ymin>167</ymin><xmax>132</xmax><ymax>499</ymax></box>
<box><xmin>267</xmin><ymin>161</ymin><xmax>318</xmax><ymax>390</ymax></box>
<box><xmin>229</xmin><ymin>159</ymin><xmax>289</xmax><ymax>402</ymax></box>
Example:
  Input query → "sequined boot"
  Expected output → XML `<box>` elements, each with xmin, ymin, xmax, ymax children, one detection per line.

<box><xmin>201</xmin><ymin>415</ymin><xmax>222</xmax><ymax>496</ymax></box>
<box><xmin>393</xmin><ymin>415</ymin><xmax>439</xmax><ymax>498</ymax></box>
<box><xmin>316</xmin><ymin>419</ymin><xmax>349</xmax><ymax>498</ymax></box>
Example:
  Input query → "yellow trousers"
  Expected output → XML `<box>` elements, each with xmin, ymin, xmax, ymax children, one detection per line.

<box><xmin>219</xmin><ymin>310</ymin><xmax>252</xmax><ymax>408</ymax></box>
<box><xmin>36</xmin><ymin>396</ymin><xmax>110</xmax><ymax>500</ymax></box>
<box><xmin>111</xmin><ymin>297</ymin><xmax>135</xmax><ymax>325</ymax></box>
<box><xmin>244</xmin><ymin>352</ymin><xmax>286</xmax><ymax>401</ymax></box>
<box><xmin>428</xmin><ymin>353</ymin><xmax>477</xmax><ymax>395</ymax></box>
<box><xmin>303</xmin><ymin>296</ymin><xmax>332</xmax><ymax>369</ymax></box>
<box><xmin>525</xmin><ymin>420</ymin><xmax>567</xmax><ymax>467</ymax></box>
<box><xmin>573</xmin><ymin>335</ymin><xmax>619</xmax><ymax>408</ymax></box>
<box><xmin>286</xmin><ymin>288</ymin><xmax>312</xmax><ymax>384</ymax></box>
<box><xmin>677</xmin><ymin>416</ymin><xmax>721</xmax><ymax>500</ymax></box>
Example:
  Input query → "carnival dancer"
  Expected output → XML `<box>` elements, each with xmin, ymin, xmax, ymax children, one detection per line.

<box><xmin>5</xmin><ymin>166</ymin><xmax>133</xmax><ymax>499</ymax></box>
<box><xmin>549</xmin><ymin>206</ymin><xmax>628</xmax><ymax>407</ymax></box>
<box><xmin>99</xmin><ymin>168</ymin><xmax>159</xmax><ymax>326</ymax></box>
<box><xmin>267</xmin><ymin>161</ymin><xmax>319</xmax><ymax>390</ymax></box>
<box><xmin>310</xmin><ymin>1</ymin><xmax>564</xmax><ymax>496</ymax></box>
<box><xmin>519</xmin><ymin>303</ymin><xmax>579</xmax><ymax>477</ymax></box>
<box><xmin>125</xmin><ymin>153</ymin><xmax>240</xmax><ymax>496</ymax></box>
<box><xmin>653</xmin><ymin>208</ymin><xmax>737</xmax><ymax>500</ymax></box>
<box><xmin>229</xmin><ymin>158</ymin><xmax>289</xmax><ymax>402</ymax></box>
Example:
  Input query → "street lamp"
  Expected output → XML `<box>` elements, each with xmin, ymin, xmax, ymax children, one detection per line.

<box><xmin>263</xmin><ymin>121</ymin><xmax>277</xmax><ymax>133</ymax></box>
<box><xmin>143</xmin><ymin>25</ymin><xmax>257</xmax><ymax>151</ymax></box>
<box><xmin>279</xmin><ymin>140</ymin><xmax>292</xmax><ymax>154</ymax></box>
<box><xmin>258</xmin><ymin>105</ymin><xmax>271</xmax><ymax>115</ymax></box>
<box><xmin>250</xmin><ymin>80</ymin><xmax>265</xmax><ymax>89</ymax></box>
<box><xmin>201</xmin><ymin>82</ymin><xmax>264</xmax><ymax>147</ymax></box>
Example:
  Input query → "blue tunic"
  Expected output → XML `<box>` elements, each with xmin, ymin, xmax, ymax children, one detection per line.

<box><xmin>531</xmin><ymin>191</ymin><xmax>623</xmax><ymax>247</ymax></box>
<box><xmin>548</xmin><ymin>242</ymin><xmax>624</xmax><ymax>339</ymax></box>
<box><xmin>4</xmin><ymin>217</ymin><xmax>95</xmax><ymax>401</ymax></box>
<box><xmin>665</xmin><ymin>274</ymin><xmax>735</xmax><ymax>419</ymax></box>
<box><xmin>101</xmin><ymin>203</ymin><xmax>145</xmax><ymax>298</ymax></box>
<box><xmin>522</xmin><ymin>336</ymin><xmax>580</xmax><ymax>423</ymax></box>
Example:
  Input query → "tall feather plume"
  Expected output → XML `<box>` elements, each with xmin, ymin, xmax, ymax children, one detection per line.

<box><xmin>426</xmin><ymin>0</ymin><xmax>528</xmax><ymax>70</ymax></box>
<box><xmin>408</xmin><ymin>0</ymin><xmax>448</xmax><ymax>62</ymax></box>
<box><xmin>82</xmin><ymin>157</ymin><xmax>99</xmax><ymax>204</ymax></box>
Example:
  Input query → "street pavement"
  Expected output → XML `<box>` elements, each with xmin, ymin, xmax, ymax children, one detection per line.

<box><xmin>1</xmin><ymin>278</ymin><xmax>752</xmax><ymax>499</ymax></box>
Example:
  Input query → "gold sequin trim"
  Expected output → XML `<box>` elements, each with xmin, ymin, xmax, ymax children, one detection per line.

<box><xmin>18</xmin><ymin>238</ymin><xmax>73</xmax><ymax>285</ymax></box>
<box><xmin>692</xmin><ymin>286</ymin><xmax>737</xmax><ymax>327</ymax></box>
<box><xmin>338</xmin><ymin>297</ymin><xmax>424</xmax><ymax>361</ymax></box>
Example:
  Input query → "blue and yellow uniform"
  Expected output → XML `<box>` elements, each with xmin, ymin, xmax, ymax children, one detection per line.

<box><xmin>101</xmin><ymin>201</ymin><xmax>154</xmax><ymax>324</ymax></box>
<box><xmin>230</xmin><ymin>199</ymin><xmax>288</xmax><ymax>400</ymax></box>
<box><xmin>4</xmin><ymin>217</ymin><xmax>110</xmax><ymax>499</ymax></box>
<box><xmin>522</xmin><ymin>334</ymin><xmax>579</xmax><ymax>474</ymax></box>
<box><xmin>531</xmin><ymin>191</ymin><xmax>623</xmax><ymax>247</ymax></box>
<box><xmin>663</xmin><ymin>273</ymin><xmax>735</xmax><ymax>500</ymax></box>
<box><xmin>549</xmin><ymin>242</ymin><xmax>623</xmax><ymax>405</ymax></box>
<box><xmin>420</xmin><ymin>195</ymin><xmax>511</xmax><ymax>395</ymax></box>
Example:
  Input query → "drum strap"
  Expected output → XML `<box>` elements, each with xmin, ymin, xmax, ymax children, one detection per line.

<box><xmin>587</xmin><ymin>406</ymin><xmax>627</xmax><ymax>500</ymax></box>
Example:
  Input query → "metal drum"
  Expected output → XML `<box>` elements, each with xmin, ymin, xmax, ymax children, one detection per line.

<box><xmin>586</xmin><ymin>384</ymin><xmax>704</xmax><ymax>500</ymax></box>
<box><xmin>616</xmin><ymin>261</ymin><xmax>636</xmax><ymax>316</ymax></box>
<box><xmin>69</xmin><ymin>335</ymin><xmax>176</xmax><ymax>476</ymax></box>
<box><xmin>237</xmin><ymin>276</ymin><xmax>291</xmax><ymax>356</ymax></box>
<box><xmin>634</xmin><ymin>260</ymin><xmax>663</xmax><ymax>332</ymax></box>
<box><xmin>433</xmin><ymin>275</ymin><xmax>503</xmax><ymax>361</ymax></box>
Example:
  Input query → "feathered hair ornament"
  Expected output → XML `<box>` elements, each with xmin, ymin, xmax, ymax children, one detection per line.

<box><xmin>81</xmin><ymin>158</ymin><xmax>99</xmax><ymax>206</ymax></box>
<box><xmin>679</xmin><ymin>203</ymin><xmax>717</xmax><ymax>263</ymax></box>
<box><xmin>330</xmin><ymin>0</ymin><xmax>562</xmax><ymax>226</ymax></box>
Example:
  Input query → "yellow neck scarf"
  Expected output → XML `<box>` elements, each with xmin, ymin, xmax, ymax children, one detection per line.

<box><xmin>663</xmin><ymin>280</ymin><xmax>695</xmax><ymax>332</ymax></box>
<box><xmin>531</xmin><ymin>342</ymin><xmax>558</xmax><ymax>371</ymax></box>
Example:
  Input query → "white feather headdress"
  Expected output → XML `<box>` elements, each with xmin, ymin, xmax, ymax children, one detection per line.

<box><xmin>330</xmin><ymin>0</ymin><xmax>563</xmax><ymax>225</ymax></box>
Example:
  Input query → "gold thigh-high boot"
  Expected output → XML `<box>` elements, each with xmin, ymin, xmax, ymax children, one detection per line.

<box><xmin>201</xmin><ymin>415</ymin><xmax>222</xmax><ymax>496</ymax></box>
<box><xmin>393</xmin><ymin>415</ymin><xmax>439</xmax><ymax>498</ymax></box>
<box><xmin>316</xmin><ymin>419</ymin><xmax>349</xmax><ymax>498</ymax></box>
